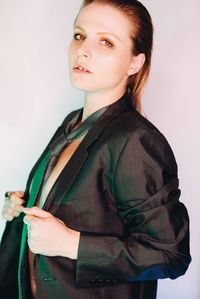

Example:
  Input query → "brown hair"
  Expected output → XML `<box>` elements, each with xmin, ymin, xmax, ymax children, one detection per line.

<box><xmin>76</xmin><ymin>0</ymin><xmax>154</xmax><ymax>113</ymax></box>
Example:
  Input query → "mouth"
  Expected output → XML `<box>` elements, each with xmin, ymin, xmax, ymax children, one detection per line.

<box><xmin>73</xmin><ymin>66</ymin><xmax>92</xmax><ymax>74</ymax></box>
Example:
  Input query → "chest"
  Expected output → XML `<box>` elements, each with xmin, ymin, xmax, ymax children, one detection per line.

<box><xmin>38</xmin><ymin>134</ymin><xmax>86</xmax><ymax>208</ymax></box>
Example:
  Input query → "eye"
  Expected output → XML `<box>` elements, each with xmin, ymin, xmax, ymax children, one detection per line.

<box><xmin>73</xmin><ymin>33</ymin><xmax>113</xmax><ymax>48</ymax></box>
<box><xmin>73</xmin><ymin>33</ymin><xmax>85</xmax><ymax>40</ymax></box>
<box><xmin>101</xmin><ymin>39</ymin><xmax>113</xmax><ymax>48</ymax></box>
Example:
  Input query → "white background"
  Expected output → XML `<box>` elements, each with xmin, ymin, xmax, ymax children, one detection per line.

<box><xmin>0</xmin><ymin>1</ymin><xmax>199</xmax><ymax>298</ymax></box>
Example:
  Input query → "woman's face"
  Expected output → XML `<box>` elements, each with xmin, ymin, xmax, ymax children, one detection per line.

<box><xmin>68</xmin><ymin>3</ymin><xmax>136</xmax><ymax>95</ymax></box>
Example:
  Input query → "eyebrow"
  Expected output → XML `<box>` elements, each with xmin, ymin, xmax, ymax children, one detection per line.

<box><xmin>74</xmin><ymin>25</ymin><xmax>122</xmax><ymax>42</ymax></box>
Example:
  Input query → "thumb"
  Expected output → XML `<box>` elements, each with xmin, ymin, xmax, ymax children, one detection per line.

<box><xmin>22</xmin><ymin>206</ymin><xmax>51</xmax><ymax>219</ymax></box>
<box><xmin>15</xmin><ymin>191</ymin><xmax>24</xmax><ymax>198</ymax></box>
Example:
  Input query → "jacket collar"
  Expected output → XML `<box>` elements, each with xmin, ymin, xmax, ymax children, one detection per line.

<box><xmin>29</xmin><ymin>91</ymin><xmax>134</xmax><ymax>212</ymax></box>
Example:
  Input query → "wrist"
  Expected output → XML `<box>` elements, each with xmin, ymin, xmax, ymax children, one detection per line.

<box><xmin>60</xmin><ymin>228</ymin><xmax>80</xmax><ymax>260</ymax></box>
<box><xmin>70</xmin><ymin>229</ymin><xmax>80</xmax><ymax>260</ymax></box>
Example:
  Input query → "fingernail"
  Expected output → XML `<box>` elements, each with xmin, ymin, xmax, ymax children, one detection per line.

<box><xmin>23</xmin><ymin>215</ymin><xmax>29</xmax><ymax>222</ymax></box>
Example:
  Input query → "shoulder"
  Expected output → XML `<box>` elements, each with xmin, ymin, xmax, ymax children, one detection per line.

<box><xmin>119</xmin><ymin>108</ymin><xmax>159</xmax><ymax>131</ymax></box>
<box><xmin>108</xmin><ymin>108</ymin><xmax>170</xmax><ymax>148</ymax></box>
<box><xmin>107</xmin><ymin>109</ymin><xmax>178</xmax><ymax>174</ymax></box>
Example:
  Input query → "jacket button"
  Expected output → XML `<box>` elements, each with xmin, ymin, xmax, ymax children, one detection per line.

<box><xmin>43</xmin><ymin>277</ymin><xmax>55</xmax><ymax>281</ymax></box>
<box><xmin>90</xmin><ymin>278</ymin><xmax>98</xmax><ymax>288</ymax></box>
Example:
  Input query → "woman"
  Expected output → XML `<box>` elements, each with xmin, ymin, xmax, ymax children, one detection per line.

<box><xmin>0</xmin><ymin>1</ymin><xmax>191</xmax><ymax>299</ymax></box>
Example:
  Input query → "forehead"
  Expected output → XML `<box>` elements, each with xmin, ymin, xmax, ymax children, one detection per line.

<box><xmin>75</xmin><ymin>3</ymin><xmax>132</xmax><ymax>38</ymax></box>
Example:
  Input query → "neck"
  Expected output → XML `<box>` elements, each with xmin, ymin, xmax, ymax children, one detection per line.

<box><xmin>81</xmin><ymin>88</ymin><xmax>126</xmax><ymax>122</ymax></box>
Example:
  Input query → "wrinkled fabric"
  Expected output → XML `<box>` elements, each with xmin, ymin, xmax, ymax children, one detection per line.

<box><xmin>0</xmin><ymin>92</ymin><xmax>191</xmax><ymax>299</ymax></box>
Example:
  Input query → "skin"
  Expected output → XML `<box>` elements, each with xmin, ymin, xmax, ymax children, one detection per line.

<box><xmin>2</xmin><ymin>3</ymin><xmax>145</xmax><ymax>259</ymax></box>
<box><xmin>68</xmin><ymin>3</ymin><xmax>145</xmax><ymax>121</ymax></box>
<box><xmin>2</xmin><ymin>191</ymin><xmax>25</xmax><ymax>221</ymax></box>
<box><xmin>2</xmin><ymin>193</ymin><xmax>79</xmax><ymax>259</ymax></box>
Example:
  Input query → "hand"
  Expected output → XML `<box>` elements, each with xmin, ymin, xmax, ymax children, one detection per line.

<box><xmin>2</xmin><ymin>191</ymin><xmax>25</xmax><ymax>221</ymax></box>
<box><xmin>22</xmin><ymin>206</ymin><xmax>80</xmax><ymax>259</ymax></box>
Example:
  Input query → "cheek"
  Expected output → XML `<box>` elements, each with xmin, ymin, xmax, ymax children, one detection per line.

<box><xmin>99</xmin><ymin>54</ymin><xmax>128</xmax><ymax>77</ymax></box>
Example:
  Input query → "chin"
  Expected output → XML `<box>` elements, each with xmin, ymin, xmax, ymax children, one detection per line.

<box><xmin>70</xmin><ymin>79</ymin><xmax>98</xmax><ymax>92</ymax></box>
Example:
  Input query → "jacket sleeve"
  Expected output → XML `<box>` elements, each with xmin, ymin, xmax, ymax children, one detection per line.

<box><xmin>75</xmin><ymin>127</ymin><xmax>191</xmax><ymax>287</ymax></box>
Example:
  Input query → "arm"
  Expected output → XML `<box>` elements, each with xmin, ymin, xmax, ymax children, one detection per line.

<box><xmin>75</xmin><ymin>127</ymin><xmax>191</xmax><ymax>287</ymax></box>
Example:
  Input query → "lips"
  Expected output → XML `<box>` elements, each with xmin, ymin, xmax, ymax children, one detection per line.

<box><xmin>73</xmin><ymin>65</ymin><xmax>92</xmax><ymax>73</ymax></box>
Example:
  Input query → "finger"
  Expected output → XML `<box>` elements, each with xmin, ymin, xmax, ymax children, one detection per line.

<box><xmin>4</xmin><ymin>196</ymin><xmax>23</xmax><ymax>209</ymax></box>
<box><xmin>10</xmin><ymin>193</ymin><xmax>25</xmax><ymax>205</ymax></box>
<box><xmin>12</xmin><ymin>210</ymin><xmax>21</xmax><ymax>217</ymax></box>
<box><xmin>4</xmin><ymin>199</ymin><xmax>20</xmax><ymax>209</ymax></box>
<box><xmin>22</xmin><ymin>207</ymin><xmax>51</xmax><ymax>219</ymax></box>
<box><xmin>3</xmin><ymin>209</ymin><xmax>21</xmax><ymax>219</ymax></box>
<box><xmin>15</xmin><ymin>191</ymin><xmax>24</xmax><ymax>198</ymax></box>
<box><xmin>2</xmin><ymin>206</ymin><xmax>13</xmax><ymax>216</ymax></box>
<box><xmin>3</xmin><ymin>198</ymin><xmax>13</xmax><ymax>208</ymax></box>
<box><xmin>12</xmin><ymin>202</ymin><xmax>24</xmax><ymax>211</ymax></box>
<box><xmin>2</xmin><ymin>202</ymin><xmax>22</xmax><ymax>219</ymax></box>
<box><xmin>23</xmin><ymin>215</ymin><xmax>36</xmax><ymax>226</ymax></box>
<box><xmin>1</xmin><ymin>207</ymin><xmax>14</xmax><ymax>220</ymax></box>
<box><xmin>3</xmin><ymin>214</ymin><xmax>14</xmax><ymax>221</ymax></box>
<box><xmin>9</xmin><ymin>204</ymin><xmax>24</xmax><ymax>212</ymax></box>
<box><xmin>16</xmin><ymin>205</ymin><xmax>24</xmax><ymax>212</ymax></box>
<box><xmin>4</xmin><ymin>201</ymin><xmax>23</xmax><ymax>213</ymax></box>
<box><xmin>5</xmin><ymin>191</ymin><xmax>24</xmax><ymax>198</ymax></box>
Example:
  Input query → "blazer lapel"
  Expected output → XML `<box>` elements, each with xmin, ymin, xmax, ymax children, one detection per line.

<box><xmin>43</xmin><ymin>92</ymin><xmax>133</xmax><ymax>214</ymax></box>
<box><xmin>18</xmin><ymin>111</ymin><xmax>80</xmax><ymax>286</ymax></box>
<box><xmin>23</xmin><ymin>110</ymin><xmax>79</xmax><ymax>202</ymax></box>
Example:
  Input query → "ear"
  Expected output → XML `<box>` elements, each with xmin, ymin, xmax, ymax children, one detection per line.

<box><xmin>127</xmin><ymin>53</ymin><xmax>146</xmax><ymax>76</ymax></box>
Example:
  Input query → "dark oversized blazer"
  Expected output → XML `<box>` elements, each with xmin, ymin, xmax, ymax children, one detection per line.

<box><xmin>0</xmin><ymin>92</ymin><xmax>191</xmax><ymax>299</ymax></box>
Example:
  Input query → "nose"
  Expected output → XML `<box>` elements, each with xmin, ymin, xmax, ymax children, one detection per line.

<box><xmin>76</xmin><ymin>41</ymin><xmax>91</xmax><ymax>61</ymax></box>
<box><xmin>77</xmin><ymin>52</ymin><xmax>88</xmax><ymax>62</ymax></box>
